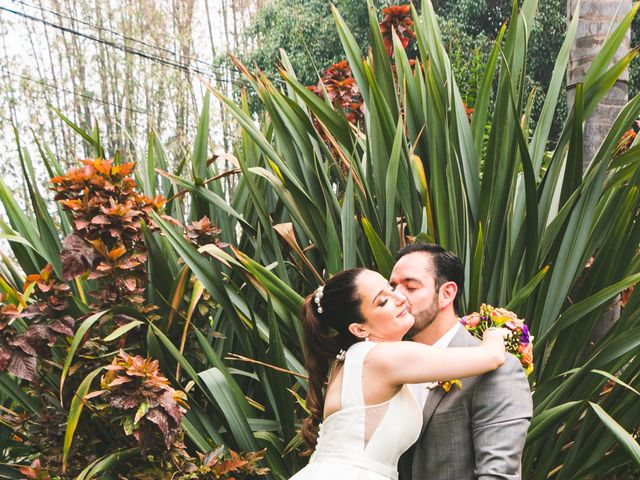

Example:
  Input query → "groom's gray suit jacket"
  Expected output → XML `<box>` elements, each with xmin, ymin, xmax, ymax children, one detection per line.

<box><xmin>398</xmin><ymin>327</ymin><xmax>532</xmax><ymax>480</ymax></box>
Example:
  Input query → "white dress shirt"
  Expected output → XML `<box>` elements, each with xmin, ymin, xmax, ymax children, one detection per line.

<box><xmin>409</xmin><ymin>322</ymin><xmax>461</xmax><ymax>409</ymax></box>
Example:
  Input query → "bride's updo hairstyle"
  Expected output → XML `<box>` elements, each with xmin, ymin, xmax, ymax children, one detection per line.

<box><xmin>300</xmin><ymin>267</ymin><xmax>367</xmax><ymax>448</ymax></box>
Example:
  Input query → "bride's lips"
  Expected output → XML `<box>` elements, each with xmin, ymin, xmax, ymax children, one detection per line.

<box><xmin>396</xmin><ymin>306</ymin><xmax>409</xmax><ymax>318</ymax></box>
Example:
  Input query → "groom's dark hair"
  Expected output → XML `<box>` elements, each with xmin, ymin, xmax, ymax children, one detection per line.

<box><xmin>395</xmin><ymin>242</ymin><xmax>465</xmax><ymax>313</ymax></box>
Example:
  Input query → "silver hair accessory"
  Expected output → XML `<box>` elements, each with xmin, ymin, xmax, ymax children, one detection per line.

<box><xmin>335</xmin><ymin>349</ymin><xmax>346</xmax><ymax>362</ymax></box>
<box><xmin>314</xmin><ymin>286</ymin><xmax>324</xmax><ymax>313</ymax></box>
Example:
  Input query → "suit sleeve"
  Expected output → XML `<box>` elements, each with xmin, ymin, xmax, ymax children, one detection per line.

<box><xmin>471</xmin><ymin>353</ymin><xmax>533</xmax><ymax>480</ymax></box>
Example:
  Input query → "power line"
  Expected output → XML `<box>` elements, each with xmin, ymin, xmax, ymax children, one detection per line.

<box><xmin>12</xmin><ymin>0</ymin><xmax>234</xmax><ymax>76</ymax></box>
<box><xmin>10</xmin><ymin>0</ymin><xmax>285</xmax><ymax>86</ymax></box>
<box><xmin>2</xmin><ymin>70</ymin><xmax>244</xmax><ymax>143</ymax></box>
<box><xmin>3</xmin><ymin>68</ymin><xmax>157</xmax><ymax>117</ymax></box>
<box><xmin>0</xmin><ymin>5</ymin><xmax>246</xmax><ymax>88</ymax></box>
<box><xmin>0</xmin><ymin>4</ymin><xmax>258</xmax><ymax>147</ymax></box>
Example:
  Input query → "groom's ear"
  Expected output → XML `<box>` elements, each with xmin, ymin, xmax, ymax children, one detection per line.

<box><xmin>438</xmin><ymin>281</ymin><xmax>458</xmax><ymax>310</ymax></box>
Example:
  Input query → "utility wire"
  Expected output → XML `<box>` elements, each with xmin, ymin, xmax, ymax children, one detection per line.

<box><xmin>12</xmin><ymin>0</ymin><xmax>234</xmax><ymax>75</ymax></box>
<box><xmin>10</xmin><ymin>0</ymin><xmax>285</xmax><ymax>86</ymax></box>
<box><xmin>4</xmin><ymin>68</ymin><xmax>156</xmax><ymax>117</ymax></box>
<box><xmin>0</xmin><ymin>4</ymin><xmax>256</xmax><ymax>146</ymax></box>
<box><xmin>0</xmin><ymin>5</ymin><xmax>247</xmax><ymax>88</ymax></box>
<box><xmin>3</xmin><ymin>70</ymin><xmax>244</xmax><ymax>142</ymax></box>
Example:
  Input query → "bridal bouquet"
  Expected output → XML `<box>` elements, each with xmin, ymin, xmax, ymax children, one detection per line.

<box><xmin>460</xmin><ymin>304</ymin><xmax>534</xmax><ymax>376</ymax></box>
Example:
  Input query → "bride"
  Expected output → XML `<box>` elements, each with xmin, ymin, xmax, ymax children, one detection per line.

<box><xmin>291</xmin><ymin>268</ymin><xmax>506</xmax><ymax>479</ymax></box>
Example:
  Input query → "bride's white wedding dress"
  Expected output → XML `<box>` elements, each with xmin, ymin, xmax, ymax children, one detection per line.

<box><xmin>291</xmin><ymin>341</ymin><xmax>423</xmax><ymax>480</ymax></box>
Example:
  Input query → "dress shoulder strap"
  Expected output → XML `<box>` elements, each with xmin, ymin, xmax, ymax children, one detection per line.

<box><xmin>340</xmin><ymin>341</ymin><xmax>377</xmax><ymax>408</ymax></box>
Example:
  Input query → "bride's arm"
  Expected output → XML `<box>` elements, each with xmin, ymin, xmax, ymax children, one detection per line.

<box><xmin>368</xmin><ymin>330</ymin><xmax>506</xmax><ymax>385</ymax></box>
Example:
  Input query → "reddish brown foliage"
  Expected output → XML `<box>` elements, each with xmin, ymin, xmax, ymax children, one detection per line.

<box><xmin>2</xmin><ymin>159</ymin><xmax>240</xmax><ymax>477</ymax></box>
<box><xmin>310</xmin><ymin>60</ymin><xmax>364</xmax><ymax>125</ymax></box>
<box><xmin>306</xmin><ymin>4</ymin><xmax>416</xmax><ymax>129</ymax></box>
<box><xmin>613</xmin><ymin>129</ymin><xmax>637</xmax><ymax>158</ymax></box>
<box><xmin>0</xmin><ymin>264</ymin><xmax>74</xmax><ymax>381</ymax></box>
<box><xmin>51</xmin><ymin>159</ymin><xmax>165</xmax><ymax>309</ymax></box>
<box><xmin>379</xmin><ymin>5</ymin><xmax>415</xmax><ymax>56</ymax></box>
<box><xmin>164</xmin><ymin>447</ymin><xmax>270</xmax><ymax>479</ymax></box>
<box><xmin>464</xmin><ymin>102</ymin><xmax>474</xmax><ymax>121</ymax></box>
<box><xmin>621</xmin><ymin>285</ymin><xmax>634</xmax><ymax>307</ymax></box>
<box><xmin>186</xmin><ymin>216</ymin><xmax>226</xmax><ymax>247</ymax></box>
<box><xmin>120</xmin><ymin>445</ymin><xmax>269</xmax><ymax>479</ymax></box>
<box><xmin>17</xmin><ymin>459</ymin><xmax>51</xmax><ymax>480</ymax></box>
<box><xmin>89</xmin><ymin>350</ymin><xmax>188</xmax><ymax>451</ymax></box>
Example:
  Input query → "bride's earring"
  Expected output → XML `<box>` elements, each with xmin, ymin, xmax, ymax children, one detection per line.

<box><xmin>364</xmin><ymin>334</ymin><xmax>370</xmax><ymax>342</ymax></box>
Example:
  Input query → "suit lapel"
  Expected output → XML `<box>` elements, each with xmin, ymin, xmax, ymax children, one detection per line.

<box><xmin>420</xmin><ymin>326</ymin><xmax>474</xmax><ymax>434</ymax></box>
<box><xmin>420</xmin><ymin>384</ymin><xmax>446</xmax><ymax>434</ymax></box>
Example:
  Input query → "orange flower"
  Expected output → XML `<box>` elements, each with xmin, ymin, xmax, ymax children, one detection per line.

<box><xmin>107</xmin><ymin>244</ymin><xmax>127</xmax><ymax>260</ymax></box>
<box><xmin>111</xmin><ymin>162</ymin><xmax>136</xmax><ymax>177</ymax></box>
<box><xmin>519</xmin><ymin>343</ymin><xmax>533</xmax><ymax>366</ymax></box>
<box><xmin>463</xmin><ymin>312</ymin><xmax>481</xmax><ymax>328</ymax></box>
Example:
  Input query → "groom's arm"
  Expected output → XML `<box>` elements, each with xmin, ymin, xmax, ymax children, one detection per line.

<box><xmin>471</xmin><ymin>354</ymin><xmax>532</xmax><ymax>480</ymax></box>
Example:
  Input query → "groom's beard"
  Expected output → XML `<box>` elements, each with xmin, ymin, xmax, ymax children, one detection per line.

<box><xmin>406</xmin><ymin>295</ymin><xmax>439</xmax><ymax>338</ymax></box>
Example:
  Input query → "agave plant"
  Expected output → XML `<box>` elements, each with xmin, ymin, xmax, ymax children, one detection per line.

<box><xmin>1</xmin><ymin>0</ymin><xmax>639</xmax><ymax>479</ymax></box>
<box><xmin>200</xmin><ymin>0</ymin><xmax>640</xmax><ymax>478</ymax></box>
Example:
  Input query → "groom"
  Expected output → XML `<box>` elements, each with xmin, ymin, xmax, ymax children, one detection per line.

<box><xmin>391</xmin><ymin>242</ymin><xmax>532</xmax><ymax>480</ymax></box>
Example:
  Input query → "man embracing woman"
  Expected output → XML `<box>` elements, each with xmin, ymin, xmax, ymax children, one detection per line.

<box><xmin>291</xmin><ymin>243</ymin><xmax>532</xmax><ymax>480</ymax></box>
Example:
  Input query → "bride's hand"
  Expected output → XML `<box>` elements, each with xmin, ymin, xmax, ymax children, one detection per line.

<box><xmin>481</xmin><ymin>328</ymin><xmax>507</xmax><ymax>364</ymax></box>
<box><xmin>483</xmin><ymin>327</ymin><xmax>509</xmax><ymax>342</ymax></box>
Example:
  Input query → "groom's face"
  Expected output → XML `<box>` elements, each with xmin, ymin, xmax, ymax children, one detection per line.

<box><xmin>390</xmin><ymin>252</ymin><xmax>440</xmax><ymax>337</ymax></box>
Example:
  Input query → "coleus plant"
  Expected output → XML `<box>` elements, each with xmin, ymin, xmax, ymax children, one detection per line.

<box><xmin>379</xmin><ymin>5</ymin><xmax>415</xmax><ymax>56</ymax></box>
<box><xmin>308</xmin><ymin>60</ymin><xmax>364</xmax><ymax>125</ymax></box>
<box><xmin>0</xmin><ymin>264</ymin><xmax>73</xmax><ymax>381</ymax></box>
<box><xmin>86</xmin><ymin>350</ymin><xmax>188</xmax><ymax>451</ymax></box>
<box><xmin>51</xmin><ymin>159</ymin><xmax>164</xmax><ymax>312</ymax></box>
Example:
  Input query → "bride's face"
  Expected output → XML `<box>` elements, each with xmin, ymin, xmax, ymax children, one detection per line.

<box><xmin>353</xmin><ymin>270</ymin><xmax>415</xmax><ymax>342</ymax></box>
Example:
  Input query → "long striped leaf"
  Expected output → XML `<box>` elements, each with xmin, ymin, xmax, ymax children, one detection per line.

<box><xmin>341</xmin><ymin>172</ymin><xmax>357</xmax><ymax>269</ymax></box>
<box><xmin>539</xmin><ymin>273</ymin><xmax>640</xmax><ymax>342</ymax></box>
<box><xmin>75</xmin><ymin>448</ymin><xmax>139</xmax><ymax>480</ymax></box>
<box><xmin>384</xmin><ymin>120</ymin><xmax>405</xmax><ymax>245</ymax></box>
<box><xmin>198</xmin><ymin>367</ymin><xmax>258</xmax><ymax>452</ymax></box>
<box><xmin>361</xmin><ymin>217</ymin><xmax>394</xmax><ymax>277</ymax></box>
<box><xmin>589</xmin><ymin>402</ymin><xmax>640</xmax><ymax>466</ymax></box>
<box><xmin>60</xmin><ymin>310</ymin><xmax>110</xmax><ymax>403</ymax></box>
<box><xmin>62</xmin><ymin>366</ymin><xmax>104</xmax><ymax>472</ymax></box>
<box><xmin>527</xmin><ymin>400</ymin><xmax>581</xmax><ymax>442</ymax></box>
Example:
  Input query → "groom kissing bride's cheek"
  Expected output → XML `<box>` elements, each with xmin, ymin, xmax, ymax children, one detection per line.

<box><xmin>291</xmin><ymin>242</ymin><xmax>532</xmax><ymax>480</ymax></box>
<box><xmin>391</xmin><ymin>243</ymin><xmax>532</xmax><ymax>480</ymax></box>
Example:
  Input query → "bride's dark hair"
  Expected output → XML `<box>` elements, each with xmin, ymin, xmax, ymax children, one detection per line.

<box><xmin>300</xmin><ymin>268</ymin><xmax>367</xmax><ymax>449</ymax></box>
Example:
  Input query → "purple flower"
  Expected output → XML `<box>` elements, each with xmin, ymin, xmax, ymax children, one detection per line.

<box><xmin>520</xmin><ymin>324</ymin><xmax>530</xmax><ymax>344</ymax></box>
